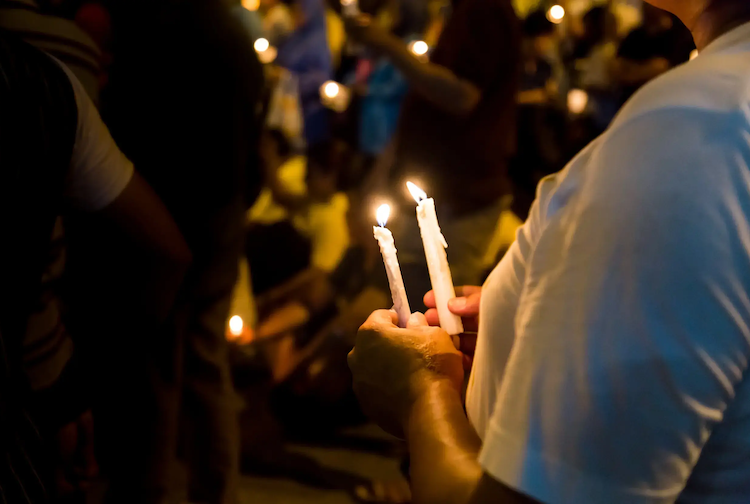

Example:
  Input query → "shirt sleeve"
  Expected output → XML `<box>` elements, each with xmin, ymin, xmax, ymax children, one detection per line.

<box><xmin>479</xmin><ymin>109</ymin><xmax>750</xmax><ymax>504</ymax></box>
<box><xmin>59</xmin><ymin>63</ymin><xmax>134</xmax><ymax>211</ymax></box>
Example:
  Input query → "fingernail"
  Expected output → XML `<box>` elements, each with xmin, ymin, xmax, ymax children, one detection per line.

<box><xmin>408</xmin><ymin>313</ymin><xmax>420</xmax><ymax>325</ymax></box>
<box><xmin>449</xmin><ymin>297</ymin><xmax>466</xmax><ymax>310</ymax></box>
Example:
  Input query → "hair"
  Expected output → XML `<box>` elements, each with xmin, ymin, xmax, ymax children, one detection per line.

<box><xmin>524</xmin><ymin>9</ymin><xmax>555</xmax><ymax>38</ymax></box>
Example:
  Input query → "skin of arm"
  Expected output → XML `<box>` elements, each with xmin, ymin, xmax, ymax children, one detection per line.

<box><xmin>349</xmin><ymin>308</ymin><xmax>537</xmax><ymax>504</ymax></box>
<box><xmin>97</xmin><ymin>171</ymin><xmax>192</xmax><ymax>321</ymax></box>
<box><xmin>344</xmin><ymin>15</ymin><xmax>481</xmax><ymax>116</ymax></box>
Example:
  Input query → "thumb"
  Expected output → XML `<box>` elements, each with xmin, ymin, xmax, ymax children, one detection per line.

<box><xmin>407</xmin><ymin>312</ymin><xmax>428</xmax><ymax>328</ymax></box>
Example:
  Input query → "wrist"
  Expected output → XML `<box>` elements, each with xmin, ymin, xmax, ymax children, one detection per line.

<box><xmin>404</xmin><ymin>375</ymin><xmax>464</xmax><ymax>440</ymax></box>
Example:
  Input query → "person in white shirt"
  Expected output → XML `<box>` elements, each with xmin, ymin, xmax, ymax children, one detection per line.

<box><xmin>347</xmin><ymin>0</ymin><xmax>750</xmax><ymax>503</ymax></box>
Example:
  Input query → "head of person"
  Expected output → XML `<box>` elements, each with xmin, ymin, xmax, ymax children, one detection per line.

<box><xmin>305</xmin><ymin>140</ymin><xmax>346</xmax><ymax>203</ymax></box>
<box><xmin>524</xmin><ymin>10</ymin><xmax>557</xmax><ymax>57</ymax></box>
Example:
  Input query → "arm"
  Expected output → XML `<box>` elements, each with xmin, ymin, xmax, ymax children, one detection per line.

<box><xmin>96</xmin><ymin>172</ymin><xmax>191</xmax><ymax>321</ymax></box>
<box><xmin>349</xmin><ymin>310</ymin><xmax>536</xmax><ymax>504</ymax></box>
<box><xmin>345</xmin><ymin>17</ymin><xmax>480</xmax><ymax>115</ymax></box>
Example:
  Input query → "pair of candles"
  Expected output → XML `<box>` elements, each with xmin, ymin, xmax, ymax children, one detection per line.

<box><xmin>373</xmin><ymin>182</ymin><xmax>464</xmax><ymax>335</ymax></box>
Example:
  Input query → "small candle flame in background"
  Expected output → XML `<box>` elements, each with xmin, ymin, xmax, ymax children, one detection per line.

<box><xmin>323</xmin><ymin>81</ymin><xmax>340</xmax><ymax>99</ymax></box>
<box><xmin>376</xmin><ymin>204</ymin><xmax>390</xmax><ymax>227</ymax></box>
<box><xmin>409</xmin><ymin>41</ymin><xmax>429</xmax><ymax>56</ymax></box>
<box><xmin>406</xmin><ymin>181</ymin><xmax>427</xmax><ymax>203</ymax></box>
<box><xmin>229</xmin><ymin>315</ymin><xmax>244</xmax><ymax>337</ymax></box>
<box><xmin>567</xmin><ymin>89</ymin><xmax>588</xmax><ymax>115</ymax></box>
<box><xmin>547</xmin><ymin>4</ymin><xmax>564</xmax><ymax>23</ymax></box>
<box><xmin>254</xmin><ymin>38</ymin><xmax>269</xmax><ymax>52</ymax></box>
<box><xmin>242</xmin><ymin>0</ymin><xmax>260</xmax><ymax>10</ymax></box>
<box><xmin>690</xmin><ymin>49</ymin><xmax>699</xmax><ymax>60</ymax></box>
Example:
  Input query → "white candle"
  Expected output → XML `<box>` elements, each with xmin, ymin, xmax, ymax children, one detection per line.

<box><xmin>373</xmin><ymin>204</ymin><xmax>411</xmax><ymax>328</ymax></box>
<box><xmin>406</xmin><ymin>182</ymin><xmax>463</xmax><ymax>335</ymax></box>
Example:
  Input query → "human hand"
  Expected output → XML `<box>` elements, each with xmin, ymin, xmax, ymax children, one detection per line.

<box><xmin>348</xmin><ymin>310</ymin><xmax>464</xmax><ymax>438</ymax></box>
<box><xmin>424</xmin><ymin>286</ymin><xmax>481</xmax><ymax>371</ymax></box>
<box><xmin>344</xmin><ymin>14</ymin><xmax>395</xmax><ymax>53</ymax></box>
<box><xmin>55</xmin><ymin>409</ymin><xmax>98</xmax><ymax>496</ymax></box>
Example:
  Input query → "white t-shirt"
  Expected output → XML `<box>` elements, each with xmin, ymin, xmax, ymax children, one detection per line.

<box><xmin>467</xmin><ymin>22</ymin><xmax>750</xmax><ymax>504</ymax></box>
<box><xmin>59</xmin><ymin>63</ymin><xmax>134</xmax><ymax>211</ymax></box>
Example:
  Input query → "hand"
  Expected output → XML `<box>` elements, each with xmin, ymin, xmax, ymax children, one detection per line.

<box><xmin>348</xmin><ymin>310</ymin><xmax>464</xmax><ymax>438</ymax></box>
<box><xmin>55</xmin><ymin>410</ymin><xmax>98</xmax><ymax>496</ymax></box>
<box><xmin>424</xmin><ymin>286</ymin><xmax>481</xmax><ymax>371</ymax></box>
<box><xmin>344</xmin><ymin>14</ymin><xmax>395</xmax><ymax>53</ymax></box>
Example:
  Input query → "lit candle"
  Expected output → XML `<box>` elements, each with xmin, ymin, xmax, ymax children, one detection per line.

<box><xmin>373</xmin><ymin>204</ymin><xmax>411</xmax><ymax>328</ymax></box>
<box><xmin>228</xmin><ymin>315</ymin><xmax>244</xmax><ymax>338</ymax></box>
<box><xmin>406</xmin><ymin>182</ymin><xmax>463</xmax><ymax>335</ymax></box>
<box><xmin>319</xmin><ymin>81</ymin><xmax>351</xmax><ymax>112</ymax></box>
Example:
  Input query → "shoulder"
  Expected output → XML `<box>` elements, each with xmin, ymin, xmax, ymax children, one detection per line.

<box><xmin>613</xmin><ymin>53</ymin><xmax>750</xmax><ymax>128</ymax></box>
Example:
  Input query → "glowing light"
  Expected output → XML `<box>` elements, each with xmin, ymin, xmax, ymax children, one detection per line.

<box><xmin>229</xmin><ymin>316</ymin><xmax>244</xmax><ymax>337</ymax></box>
<box><xmin>323</xmin><ymin>81</ymin><xmax>340</xmax><ymax>98</ymax></box>
<box><xmin>376</xmin><ymin>204</ymin><xmax>390</xmax><ymax>227</ymax></box>
<box><xmin>567</xmin><ymin>88</ymin><xmax>588</xmax><ymax>114</ymax></box>
<box><xmin>690</xmin><ymin>49</ymin><xmax>699</xmax><ymax>60</ymax></box>
<box><xmin>409</xmin><ymin>40</ymin><xmax>429</xmax><ymax>56</ymax></box>
<box><xmin>254</xmin><ymin>38</ymin><xmax>269</xmax><ymax>53</ymax></box>
<box><xmin>242</xmin><ymin>0</ymin><xmax>260</xmax><ymax>10</ymax></box>
<box><xmin>406</xmin><ymin>181</ymin><xmax>427</xmax><ymax>203</ymax></box>
<box><xmin>547</xmin><ymin>5</ymin><xmax>565</xmax><ymax>23</ymax></box>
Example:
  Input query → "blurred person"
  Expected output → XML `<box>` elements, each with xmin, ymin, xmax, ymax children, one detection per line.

<box><xmin>518</xmin><ymin>9</ymin><xmax>558</xmax><ymax>105</ymax></box>
<box><xmin>572</xmin><ymin>5</ymin><xmax>619</xmax><ymax>129</ymax></box>
<box><xmin>260</xmin><ymin>0</ymin><xmax>294</xmax><ymax>45</ymax></box>
<box><xmin>349</xmin><ymin>0</ymin><xmax>750</xmax><ymax>503</ymax></box>
<box><xmin>247</xmin><ymin>133</ymin><xmax>350</xmax><ymax>337</ymax></box>
<box><xmin>0</xmin><ymin>31</ymin><xmax>189</xmax><ymax>503</ymax></box>
<box><xmin>345</xmin><ymin>0</ymin><xmax>521</xmax><ymax>310</ymax></box>
<box><xmin>275</xmin><ymin>0</ymin><xmax>333</xmax><ymax>146</ymax></box>
<box><xmin>0</xmin><ymin>0</ymin><xmax>102</xmax><ymax>103</ymax></box>
<box><xmin>232</xmin><ymin>0</ymin><xmax>265</xmax><ymax>43</ymax></box>
<box><xmin>356</xmin><ymin>0</ymin><xmax>426</xmax><ymax>161</ymax></box>
<box><xmin>91</xmin><ymin>1</ymin><xmax>264</xmax><ymax>503</ymax></box>
<box><xmin>512</xmin><ymin>9</ymin><xmax>565</xmax><ymax>220</ymax></box>
<box><xmin>614</xmin><ymin>3</ymin><xmax>694</xmax><ymax>104</ymax></box>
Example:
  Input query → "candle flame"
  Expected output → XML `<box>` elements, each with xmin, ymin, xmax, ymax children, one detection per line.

<box><xmin>409</xmin><ymin>40</ymin><xmax>429</xmax><ymax>56</ymax></box>
<box><xmin>547</xmin><ymin>4</ymin><xmax>564</xmax><ymax>23</ymax></box>
<box><xmin>406</xmin><ymin>181</ymin><xmax>427</xmax><ymax>203</ymax></box>
<box><xmin>254</xmin><ymin>38</ymin><xmax>269</xmax><ymax>53</ymax></box>
<box><xmin>376</xmin><ymin>204</ymin><xmax>390</xmax><ymax>227</ymax></box>
<box><xmin>229</xmin><ymin>315</ymin><xmax>244</xmax><ymax>337</ymax></box>
<box><xmin>323</xmin><ymin>81</ymin><xmax>340</xmax><ymax>99</ymax></box>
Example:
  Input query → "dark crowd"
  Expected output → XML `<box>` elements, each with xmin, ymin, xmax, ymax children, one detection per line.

<box><xmin>1</xmin><ymin>0</ymin><xmax>737</xmax><ymax>502</ymax></box>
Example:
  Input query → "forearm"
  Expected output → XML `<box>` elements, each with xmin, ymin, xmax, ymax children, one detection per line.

<box><xmin>379</xmin><ymin>38</ymin><xmax>479</xmax><ymax>115</ymax></box>
<box><xmin>406</xmin><ymin>379</ymin><xmax>483</xmax><ymax>504</ymax></box>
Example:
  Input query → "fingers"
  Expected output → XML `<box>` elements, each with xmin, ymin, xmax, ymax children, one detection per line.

<box><xmin>425</xmin><ymin>308</ymin><xmax>440</xmax><ymax>326</ymax></box>
<box><xmin>447</xmin><ymin>290</ymin><xmax>481</xmax><ymax>317</ymax></box>
<box><xmin>424</xmin><ymin>286</ymin><xmax>482</xmax><ymax>309</ymax></box>
<box><xmin>360</xmin><ymin>309</ymin><xmax>398</xmax><ymax>331</ymax></box>
<box><xmin>407</xmin><ymin>312</ymin><xmax>428</xmax><ymax>328</ymax></box>
<box><xmin>425</xmin><ymin>308</ymin><xmax>478</xmax><ymax>332</ymax></box>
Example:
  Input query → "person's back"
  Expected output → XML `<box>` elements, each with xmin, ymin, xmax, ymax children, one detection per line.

<box><xmin>99</xmin><ymin>1</ymin><xmax>264</xmax><ymax>502</ymax></box>
<box><xmin>0</xmin><ymin>32</ymin><xmax>78</xmax><ymax>503</ymax></box>
<box><xmin>393</xmin><ymin>0</ymin><xmax>520</xmax><ymax>214</ymax></box>
<box><xmin>467</xmin><ymin>21</ymin><xmax>750</xmax><ymax>501</ymax></box>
